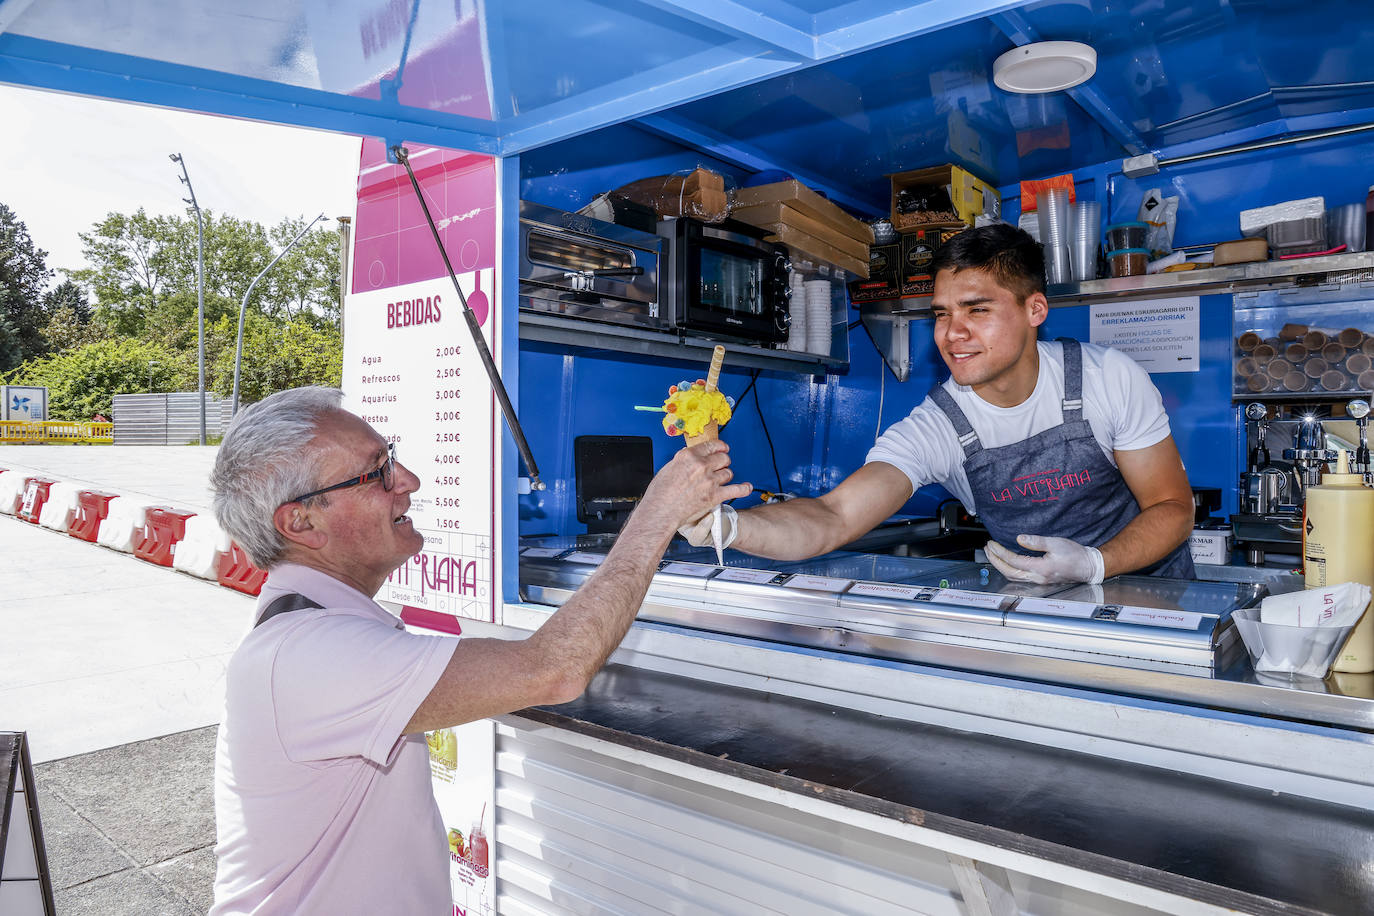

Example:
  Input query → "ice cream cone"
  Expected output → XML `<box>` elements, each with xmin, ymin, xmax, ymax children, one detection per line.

<box><xmin>684</xmin><ymin>422</ymin><xmax>718</xmax><ymax>447</ymax></box>
<box><xmin>683</xmin><ymin>346</ymin><xmax>727</xmax><ymax>447</ymax></box>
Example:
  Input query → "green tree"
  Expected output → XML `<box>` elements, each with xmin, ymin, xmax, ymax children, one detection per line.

<box><xmin>261</xmin><ymin>217</ymin><xmax>341</xmax><ymax>325</ymax></box>
<box><xmin>3</xmin><ymin>338</ymin><xmax>190</xmax><ymax>420</ymax></box>
<box><xmin>43</xmin><ymin>278</ymin><xmax>93</xmax><ymax>323</ymax></box>
<box><xmin>70</xmin><ymin>209</ymin><xmax>177</xmax><ymax>337</ymax></box>
<box><xmin>0</xmin><ymin>314</ymin><xmax>23</xmax><ymax>371</ymax></box>
<box><xmin>0</xmin><ymin>203</ymin><xmax>54</xmax><ymax>371</ymax></box>
<box><xmin>209</xmin><ymin>312</ymin><xmax>342</xmax><ymax>406</ymax></box>
<box><xmin>40</xmin><ymin>279</ymin><xmax>98</xmax><ymax>351</ymax></box>
<box><xmin>72</xmin><ymin>209</ymin><xmax>340</xmax><ymax>336</ymax></box>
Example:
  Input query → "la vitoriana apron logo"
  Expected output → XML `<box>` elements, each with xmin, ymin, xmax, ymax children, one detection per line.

<box><xmin>989</xmin><ymin>466</ymin><xmax>1095</xmax><ymax>505</ymax></box>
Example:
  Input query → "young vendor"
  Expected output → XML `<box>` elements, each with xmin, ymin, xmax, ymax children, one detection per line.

<box><xmin>684</xmin><ymin>222</ymin><xmax>1195</xmax><ymax>584</ymax></box>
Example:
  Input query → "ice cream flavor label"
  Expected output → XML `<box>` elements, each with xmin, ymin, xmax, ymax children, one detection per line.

<box><xmin>659</xmin><ymin>562</ymin><xmax>717</xmax><ymax>577</ymax></box>
<box><xmin>784</xmin><ymin>575</ymin><xmax>851</xmax><ymax>593</ymax></box>
<box><xmin>849</xmin><ymin>582</ymin><xmax>924</xmax><ymax>601</ymax></box>
<box><xmin>1015</xmin><ymin>597</ymin><xmax>1098</xmax><ymax>619</ymax></box>
<box><xmin>564</xmin><ymin>552</ymin><xmax>608</xmax><ymax>566</ymax></box>
<box><xmin>1114</xmin><ymin>606</ymin><xmax>1203</xmax><ymax>630</ymax></box>
<box><xmin>925</xmin><ymin>588</ymin><xmax>1007</xmax><ymax>610</ymax></box>
<box><xmin>713</xmin><ymin>567</ymin><xmax>782</xmax><ymax>584</ymax></box>
<box><xmin>520</xmin><ymin>547</ymin><xmax>565</xmax><ymax>558</ymax></box>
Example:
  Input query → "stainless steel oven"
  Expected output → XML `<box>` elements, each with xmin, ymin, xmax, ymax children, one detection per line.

<box><xmin>658</xmin><ymin>217</ymin><xmax>791</xmax><ymax>344</ymax></box>
<box><xmin>518</xmin><ymin>201</ymin><xmax>665</xmax><ymax>330</ymax></box>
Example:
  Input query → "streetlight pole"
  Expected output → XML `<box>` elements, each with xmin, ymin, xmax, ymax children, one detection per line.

<box><xmin>232</xmin><ymin>213</ymin><xmax>330</xmax><ymax>414</ymax></box>
<box><xmin>147</xmin><ymin>360</ymin><xmax>160</xmax><ymax>391</ymax></box>
<box><xmin>170</xmin><ymin>153</ymin><xmax>206</xmax><ymax>445</ymax></box>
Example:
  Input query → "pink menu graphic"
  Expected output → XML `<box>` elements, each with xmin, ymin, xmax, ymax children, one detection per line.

<box><xmin>354</xmin><ymin>142</ymin><xmax>497</xmax><ymax>294</ymax></box>
<box><xmin>343</xmin><ymin>139</ymin><xmax>501</xmax><ymax>916</ymax></box>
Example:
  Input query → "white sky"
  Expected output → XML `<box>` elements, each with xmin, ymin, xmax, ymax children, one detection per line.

<box><xmin>0</xmin><ymin>83</ymin><xmax>363</xmax><ymax>280</ymax></box>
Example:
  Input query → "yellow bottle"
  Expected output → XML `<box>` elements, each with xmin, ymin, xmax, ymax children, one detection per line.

<box><xmin>1304</xmin><ymin>451</ymin><xmax>1374</xmax><ymax>673</ymax></box>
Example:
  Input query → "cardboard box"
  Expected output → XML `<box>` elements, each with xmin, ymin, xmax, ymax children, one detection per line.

<box><xmin>765</xmin><ymin>223</ymin><xmax>870</xmax><ymax>277</ymax></box>
<box><xmin>734</xmin><ymin>180</ymin><xmax>875</xmax><ymax>244</ymax></box>
<box><xmin>889</xmin><ymin>164</ymin><xmax>998</xmax><ymax>232</ymax></box>
<box><xmin>732</xmin><ymin>202</ymin><xmax>871</xmax><ymax>261</ymax></box>
<box><xmin>847</xmin><ymin>244</ymin><xmax>901</xmax><ymax>302</ymax></box>
<box><xmin>611</xmin><ymin>167</ymin><xmax>730</xmax><ymax>222</ymax></box>
<box><xmin>899</xmin><ymin>224</ymin><xmax>964</xmax><ymax>297</ymax></box>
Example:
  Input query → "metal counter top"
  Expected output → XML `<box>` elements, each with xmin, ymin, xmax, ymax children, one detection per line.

<box><xmin>519</xmin><ymin>538</ymin><xmax>1374</xmax><ymax>731</ymax></box>
<box><xmin>521</xmin><ymin>663</ymin><xmax>1371</xmax><ymax>915</ymax></box>
<box><xmin>519</xmin><ymin>667</ymin><xmax>1368</xmax><ymax>916</ymax></box>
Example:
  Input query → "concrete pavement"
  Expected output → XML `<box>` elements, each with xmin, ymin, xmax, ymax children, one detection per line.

<box><xmin>0</xmin><ymin>444</ymin><xmax>251</xmax><ymax>913</ymax></box>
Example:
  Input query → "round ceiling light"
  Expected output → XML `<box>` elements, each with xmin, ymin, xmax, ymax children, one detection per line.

<box><xmin>993</xmin><ymin>41</ymin><xmax>1097</xmax><ymax>94</ymax></box>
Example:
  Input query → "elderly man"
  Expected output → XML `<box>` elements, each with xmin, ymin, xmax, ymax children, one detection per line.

<box><xmin>208</xmin><ymin>386</ymin><xmax>748</xmax><ymax>914</ymax></box>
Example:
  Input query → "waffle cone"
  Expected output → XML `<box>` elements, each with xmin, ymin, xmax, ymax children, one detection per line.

<box><xmin>684</xmin><ymin>422</ymin><xmax>719</xmax><ymax>447</ymax></box>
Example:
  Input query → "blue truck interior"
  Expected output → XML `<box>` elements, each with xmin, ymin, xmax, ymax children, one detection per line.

<box><xmin>4</xmin><ymin>0</ymin><xmax>1374</xmax><ymax>546</ymax></box>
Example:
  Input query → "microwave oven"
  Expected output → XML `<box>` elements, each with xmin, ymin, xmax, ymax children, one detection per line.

<box><xmin>658</xmin><ymin>217</ymin><xmax>791</xmax><ymax>344</ymax></box>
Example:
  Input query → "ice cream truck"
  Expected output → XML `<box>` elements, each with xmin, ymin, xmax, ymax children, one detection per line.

<box><xmin>7</xmin><ymin>1</ymin><xmax>1374</xmax><ymax>912</ymax></box>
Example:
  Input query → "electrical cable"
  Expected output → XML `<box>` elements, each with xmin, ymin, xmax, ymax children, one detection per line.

<box><xmin>749</xmin><ymin>370</ymin><xmax>783</xmax><ymax>492</ymax></box>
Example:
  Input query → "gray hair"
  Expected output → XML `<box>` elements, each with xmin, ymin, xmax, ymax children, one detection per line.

<box><xmin>211</xmin><ymin>386</ymin><xmax>344</xmax><ymax>568</ymax></box>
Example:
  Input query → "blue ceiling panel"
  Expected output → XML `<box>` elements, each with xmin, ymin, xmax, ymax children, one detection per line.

<box><xmin>5</xmin><ymin>0</ymin><xmax>1374</xmax><ymax>184</ymax></box>
<box><xmin>651</xmin><ymin>13</ymin><xmax>1121</xmax><ymax>205</ymax></box>
<box><xmin>492</xmin><ymin>1</ymin><xmax>746</xmax><ymax>116</ymax></box>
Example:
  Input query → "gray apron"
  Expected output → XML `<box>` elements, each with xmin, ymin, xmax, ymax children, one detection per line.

<box><xmin>928</xmin><ymin>338</ymin><xmax>1194</xmax><ymax>579</ymax></box>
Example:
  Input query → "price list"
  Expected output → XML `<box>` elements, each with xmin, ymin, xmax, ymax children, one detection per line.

<box><xmin>342</xmin><ymin>272</ymin><xmax>496</xmax><ymax>622</ymax></box>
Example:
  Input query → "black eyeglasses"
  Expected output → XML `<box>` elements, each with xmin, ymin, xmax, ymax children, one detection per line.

<box><xmin>288</xmin><ymin>443</ymin><xmax>396</xmax><ymax>504</ymax></box>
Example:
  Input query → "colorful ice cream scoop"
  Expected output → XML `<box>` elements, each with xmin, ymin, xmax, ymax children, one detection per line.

<box><xmin>663</xmin><ymin>345</ymin><xmax>732</xmax><ymax>445</ymax></box>
<box><xmin>662</xmin><ymin>382</ymin><xmax>732</xmax><ymax>439</ymax></box>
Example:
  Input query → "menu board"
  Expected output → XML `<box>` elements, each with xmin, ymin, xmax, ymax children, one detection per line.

<box><xmin>342</xmin><ymin>272</ymin><xmax>497</xmax><ymax>625</ymax></box>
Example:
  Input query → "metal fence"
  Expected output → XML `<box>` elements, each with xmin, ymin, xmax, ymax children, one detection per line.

<box><xmin>0</xmin><ymin>421</ymin><xmax>113</xmax><ymax>444</ymax></box>
<box><xmin>112</xmin><ymin>393</ymin><xmax>231</xmax><ymax>445</ymax></box>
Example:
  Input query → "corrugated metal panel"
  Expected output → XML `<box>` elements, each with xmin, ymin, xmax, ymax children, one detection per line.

<box><xmin>492</xmin><ymin>720</ymin><xmax>1172</xmax><ymax>916</ymax></box>
<box><xmin>491</xmin><ymin>723</ymin><xmax>963</xmax><ymax>916</ymax></box>
<box><xmin>112</xmin><ymin>393</ymin><xmax>230</xmax><ymax>445</ymax></box>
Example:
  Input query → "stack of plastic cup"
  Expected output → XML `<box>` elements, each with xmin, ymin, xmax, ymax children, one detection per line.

<box><xmin>804</xmin><ymin>279</ymin><xmax>831</xmax><ymax>355</ymax></box>
<box><xmin>785</xmin><ymin>271</ymin><xmax>806</xmax><ymax>350</ymax></box>
<box><xmin>1036</xmin><ymin>188</ymin><xmax>1072</xmax><ymax>284</ymax></box>
<box><xmin>1069</xmin><ymin>200</ymin><xmax>1101</xmax><ymax>281</ymax></box>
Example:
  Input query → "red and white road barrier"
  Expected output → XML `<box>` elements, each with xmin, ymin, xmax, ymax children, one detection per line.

<box><xmin>4</xmin><ymin>470</ymin><xmax>271</xmax><ymax>600</ymax></box>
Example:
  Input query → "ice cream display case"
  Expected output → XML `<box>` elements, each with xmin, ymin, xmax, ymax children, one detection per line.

<box><xmin>519</xmin><ymin>538</ymin><xmax>1259</xmax><ymax>681</ymax></box>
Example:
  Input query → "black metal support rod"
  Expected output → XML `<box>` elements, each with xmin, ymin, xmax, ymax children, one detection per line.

<box><xmin>392</xmin><ymin>145</ymin><xmax>543</xmax><ymax>490</ymax></box>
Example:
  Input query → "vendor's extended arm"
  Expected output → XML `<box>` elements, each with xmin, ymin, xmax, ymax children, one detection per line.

<box><xmin>731</xmin><ymin>461</ymin><xmax>913</xmax><ymax>561</ymax></box>
<box><xmin>1097</xmin><ymin>434</ymin><xmax>1194</xmax><ymax>577</ymax></box>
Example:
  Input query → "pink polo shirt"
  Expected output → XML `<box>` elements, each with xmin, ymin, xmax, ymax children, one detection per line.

<box><xmin>211</xmin><ymin>563</ymin><xmax>457</xmax><ymax>914</ymax></box>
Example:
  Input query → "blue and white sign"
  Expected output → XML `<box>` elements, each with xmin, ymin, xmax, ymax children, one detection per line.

<box><xmin>2</xmin><ymin>385</ymin><xmax>48</xmax><ymax>422</ymax></box>
<box><xmin>1090</xmin><ymin>297</ymin><xmax>1200</xmax><ymax>374</ymax></box>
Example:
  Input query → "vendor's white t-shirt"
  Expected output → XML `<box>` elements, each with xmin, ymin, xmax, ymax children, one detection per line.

<box><xmin>866</xmin><ymin>340</ymin><xmax>1171</xmax><ymax>515</ymax></box>
<box><xmin>211</xmin><ymin>563</ymin><xmax>457</xmax><ymax>915</ymax></box>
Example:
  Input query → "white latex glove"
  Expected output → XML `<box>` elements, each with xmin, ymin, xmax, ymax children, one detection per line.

<box><xmin>678</xmin><ymin>503</ymin><xmax>737</xmax><ymax>554</ymax></box>
<box><xmin>984</xmin><ymin>534</ymin><xmax>1104</xmax><ymax>585</ymax></box>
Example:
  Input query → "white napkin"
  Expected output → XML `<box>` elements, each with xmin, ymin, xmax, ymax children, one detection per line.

<box><xmin>1260</xmin><ymin>583</ymin><xmax>1371</xmax><ymax>628</ymax></box>
<box><xmin>710</xmin><ymin>505</ymin><xmax>724</xmax><ymax>566</ymax></box>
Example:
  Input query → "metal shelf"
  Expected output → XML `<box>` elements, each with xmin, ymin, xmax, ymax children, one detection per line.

<box><xmin>518</xmin><ymin>310</ymin><xmax>848</xmax><ymax>375</ymax></box>
<box><xmin>876</xmin><ymin>250</ymin><xmax>1374</xmax><ymax>312</ymax></box>
<box><xmin>1046</xmin><ymin>250</ymin><xmax>1374</xmax><ymax>306</ymax></box>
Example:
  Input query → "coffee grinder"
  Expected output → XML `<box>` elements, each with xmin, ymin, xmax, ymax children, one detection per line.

<box><xmin>1232</xmin><ymin>402</ymin><xmax>1307</xmax><ymax>565</ymax></box>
